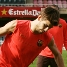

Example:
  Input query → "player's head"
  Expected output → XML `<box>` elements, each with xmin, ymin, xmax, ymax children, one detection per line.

<box><xmin>39</xmin><ymin>7</ymin><xmax>60</xmax><ymax>26</ymax></box>
<box><xmin>34</xmin><ymin>7</ymin><xmax>60</xmax><ymax>33</ymax></box>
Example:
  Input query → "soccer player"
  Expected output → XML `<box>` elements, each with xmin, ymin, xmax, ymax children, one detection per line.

<box><xmin>0</xmin><ymin>7</ymin><xmax>64</xmax><ymax>67</ymax></box>
<box><xmin>37</xmin><ymin>5</ymin><xmax>67</xmax><ymax>67</ymax></box>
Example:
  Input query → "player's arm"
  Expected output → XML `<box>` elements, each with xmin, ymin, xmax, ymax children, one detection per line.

<box><xmin>0</xmin><ymin>20</ymin><xmax>17</xmax><ymax>36</ymax></box>
<box><xmin>48</xmin><ymin>38</ymin><xmax>65</xmax><ymax>67</ymax></box>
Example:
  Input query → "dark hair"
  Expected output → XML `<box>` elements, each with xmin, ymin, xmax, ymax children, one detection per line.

<box><xmin>40</xmin><ymin>7</ymin><xmax>60</xmax><ymax>26</ymax></box>
<box><xmin>48</xmin><ymin>5</ymin><xmax>59</xmax><ymax>10</ymax></box>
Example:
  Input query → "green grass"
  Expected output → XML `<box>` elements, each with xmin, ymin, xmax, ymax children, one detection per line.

<box><xmin>62</xmin><ymin>50</ymin><xmax>67</xmax><ymax>67</ymax></box>
<box><xmin>29</xmin><ymin>50</ymin><xmax>67</xmax><ymax>67</ymax></box>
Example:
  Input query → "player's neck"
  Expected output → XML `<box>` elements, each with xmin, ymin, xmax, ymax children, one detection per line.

<box><xmin>30</xmin><ymin>19</ymin><xmax>38</xmax><ymax>33</ymax></box>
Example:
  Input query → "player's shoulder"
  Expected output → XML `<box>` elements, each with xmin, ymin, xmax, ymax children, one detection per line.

<box><xmin>59</xmin><ymin>18</ymin><xmax>66</xmax><ymax>23</ymax></box>
<box><xmin>17</xmin><ymin>20</ymin><xmax>30</xmax><ymax>23</ymax></box>
<box><xmin>16</xmin><ymin>20</ymin><xmax>31</xmax><ymax>27</ymax></box>
<box><xmin>59</xmin><ymin>18</ymin><xmax>67</xmax><ymax>28</ymax></box>
<box><xmin>5</xmin><ymin>20</ymin><xmax>17</xmax><ymax>26</ymax></box>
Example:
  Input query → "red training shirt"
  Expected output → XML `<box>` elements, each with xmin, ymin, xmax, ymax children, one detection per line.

<box><xmin>0</xmin><ymin>20</ymin><xmax>52</xmax><ymax>67</ymax></box>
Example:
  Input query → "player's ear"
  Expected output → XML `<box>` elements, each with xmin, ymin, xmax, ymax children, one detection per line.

<box><xmin>38</xmin><ymin>15</ymin><xmax>41</xmax><ymax>21</ymax></box>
